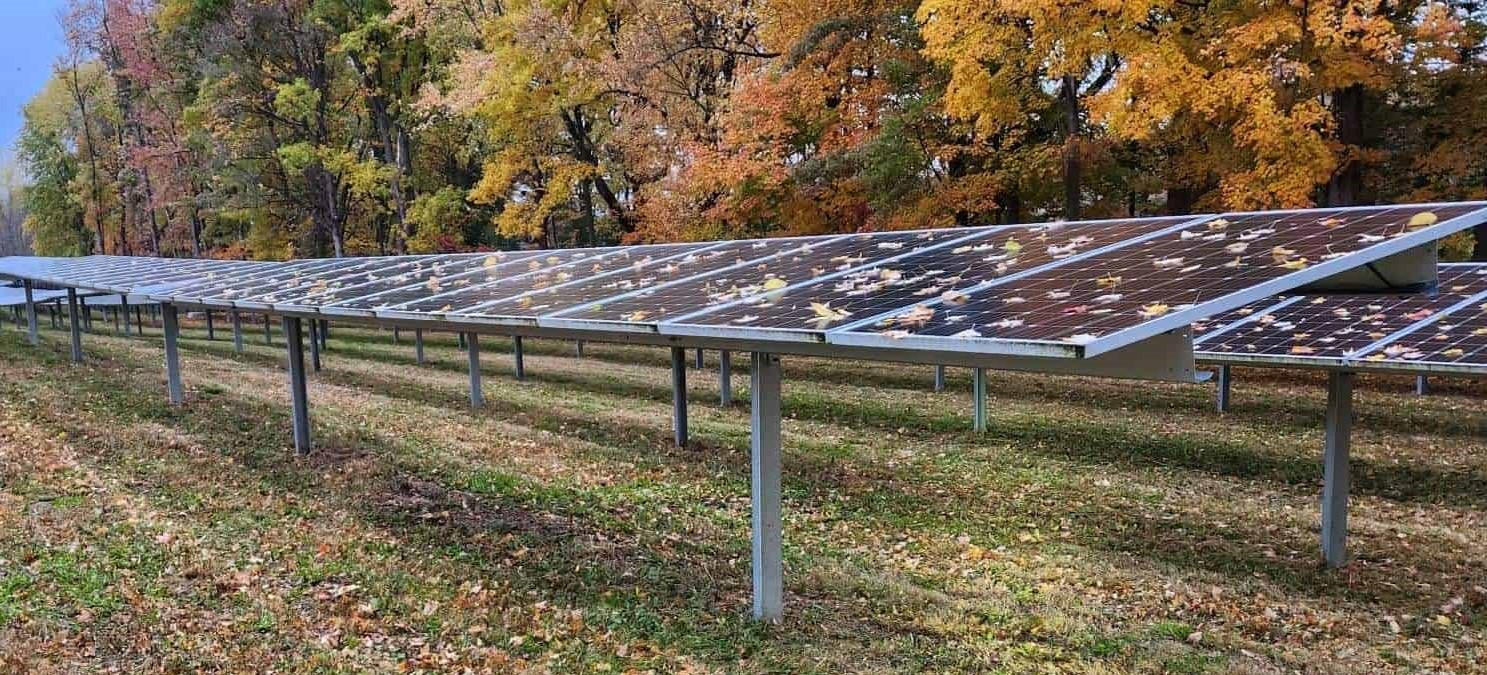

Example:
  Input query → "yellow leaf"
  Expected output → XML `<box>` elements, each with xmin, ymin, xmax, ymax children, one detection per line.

<box><xmin>762</xmin><ymin>277</ymin><xmax>788</xmax><ymax>291</ymax></box>
<box><xmin>1409</xmin><ymin>211</ymin><xmax>1439</xmax><ymax>229</ymax></box>
<box><xmin>1002</xmin><ymin>238</ymin><xmax>1023</xmax><ymax>254</ymax></box>
<box><xmin>1096</xmin><ymin>275</ymin><xmax>1121</xmax><ymax>289</ymax></box>
<box><xmin>1137</xmin><ymin>303</ymin><xmax>1170</xmax><ymax>318</ymax></box>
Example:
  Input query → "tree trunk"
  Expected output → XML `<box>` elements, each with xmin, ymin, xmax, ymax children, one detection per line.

<box><xmin>1167</xmin><ymin>186</ymin><xmax>1196</xmax><ymax>216</ymax></box>
<box><xmin>1059</xmin><ymin>75</ymin><xmax>1083</xmax><ymax>220</ymax></box>
<box><xmin>1326</xmin><ymin>84</ymin><xmax>1366</xmax><ymax>207</ymax></box>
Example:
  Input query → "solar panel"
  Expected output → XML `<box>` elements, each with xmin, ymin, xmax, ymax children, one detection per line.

<box><xmin>184</xmin><ymin>258</ymin><xmax>399</xmax><ymax>308</ymax></box>
<box><xmin>281</xmin><ymin>251</ymin><xmax>543</xmax><ymax>314</ymax></box>
<box><xmin>454</xmin><ymin>238</ymin><xmax>819</xmax><ymax>324</ymax></box>
<box><xmin>543</xmin><ymin>228</ymin><xmax>977</xmax><ymax>332</ymax></box>
<box><xmin>664</xmin><ymin>216</ymin><xmax>1197</xmax><ymax>341</ymax></box>
<box><xmin>337</xmin><ymin>246</ymin><xmax>615</xmax><ymax>312</ymax></box>
<box><xmin>380</xmin><ymin>242</ymin><xmax>714</xmax><ymax>319</ymax></box>
<box><xmin>165</xmin><ymin>258</ymin><xmax>348</xmax><ymax>301</ymax></box>
<box><xmin>829</xmin><ymin>203</ymin><xmax>1487</xmax><ymax>357</ymax></box>
<box><xmin>1196</xmin><ymin>265</ymin><xmax>1487</xmax><ymax>359</ymax></box>
<box><xmin>1355</xmin><ymin>275</ymin><xmax>1487</xmax><ymax>366</ymax></box>
<box><xmin>231</xmin><ymin>255</ymin><xmax>453</xmax><ymax>307</ymax></box>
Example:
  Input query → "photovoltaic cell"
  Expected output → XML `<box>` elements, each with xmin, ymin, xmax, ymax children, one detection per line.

<box><xmin>233</xmin><ymin>255</ymin><xmax>459</xmax><ymax>306</ymax></box>
<box><xmin>386</xmin><ymin>242</ymin><xmax>713</xmax><ymax>316</ymax></box>
<box><xmin>674</xmin><ymin>217</ymin><xmax>1193</xmax><ymax>335</ymax></box>
<box><xmin>839</xmin><ymin>204</ymin><xmax>1485</xmax><ymax>349</ymax></box>
<box><xmin>1198</xmin><ymin>265</ymin><xmax>1487</xmax><ymax>359</ymax></box>
<box><xmin>457</xmin><ymin>238</ymin><xmax>814</xmax><ymax>322</ymax></box>
<box><xmin>550</xmin><ymin>229</ymin><xmax>972</xmax><ymax>327</ymax></box>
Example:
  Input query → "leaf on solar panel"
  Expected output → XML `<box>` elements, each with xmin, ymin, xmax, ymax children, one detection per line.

<box><xmin>1137</xmin><ymin>303</ymin><xmax>1172</xmax><ymax>318</ymax></box>
<box><xmin>881</xmin><ymin>305</ymin><xmax>935</xmax><ymax>330</ymax></box>
<box><xmin>808</xmin><ymin>302</ymin><xmax>850</xmax><ymax>328</ymax></box>
<box><xmin>940</xmin><ymin>290</ymin><xmax>970</xmax><ymax>305</ymax></box>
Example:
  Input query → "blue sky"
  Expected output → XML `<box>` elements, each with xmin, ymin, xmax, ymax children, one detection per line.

<box><xmin>0</xmin><ymin>1</ymin><xmax>68</xmax><ymax>159</ymax></box>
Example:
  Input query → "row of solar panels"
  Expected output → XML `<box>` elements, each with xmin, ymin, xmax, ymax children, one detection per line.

<box><xmin>2</xmin><ymin>202</ymin><xmax>1486</xmax><ymax>367</ymax></box>
<box><xmin>1195</xmin><ymin>263</ymin><xmax>1487</xmax><ymax>375</ymax></box>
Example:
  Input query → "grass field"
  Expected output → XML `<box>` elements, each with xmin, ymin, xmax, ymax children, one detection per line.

<box><xmin>0</xmin><ymin>316</ymin><xmax>1484</xmax><ymax>673</ymax></box>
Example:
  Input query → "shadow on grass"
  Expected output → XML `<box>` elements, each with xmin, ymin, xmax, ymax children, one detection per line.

<box><xmin>167</xmin><ymin>333</ymin><xmax>1487</xmax><ymax>511</ymax></box>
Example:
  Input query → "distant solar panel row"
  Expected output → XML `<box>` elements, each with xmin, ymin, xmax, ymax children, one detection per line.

<box><xmin>2</xmin><ymin>202</ymin><xmax>1486</xmax><ymax>367</ymax></box>
<box><xmin>1195</xmin><ymin>263</ymin><xmax>1487</xmax><ymax>374</ymax></box>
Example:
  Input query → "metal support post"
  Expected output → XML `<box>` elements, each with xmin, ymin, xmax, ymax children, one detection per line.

<box><xmin>231</xmin><ymin>311</ymin><xmax>244</xmax><ymax>353</ymax></box>
<box><xmin>206</xmin><ymin>311</ymin><xmax>215</xmax><ymax>340</ymax></box>
<box><xmin>1217</xmin><ymin>365</ymin><xmax>1233</xmax><ymax>413</ymax></box>
<box><xmin>393</xmin><ymin>326</ymin><xmax>401</xmax><ymax>344</ymax></box>
<box><xmin>163</xmin><ymin>304</ymin><xmax>183</xmax><ymax>405</ymax></box>
<box><xmin>66</xmin><ymin>289</ymin><xmax>83</xmax><ymax>363</ymax></box>
<box><xmin>671</xmin><ymin>347</ymin><xmax>688</xmax><ymax>447</ymax></box>
<box><xmin>1322</xmin><ymin>371</ymin><xmax>1353</xmax><ymax>568</ymax></box>
<box><xmin>695</xmin><ymin>348</ymin><xmax>704</xmax><ymax>369</ymax></box>
<box><xmin>467</xmin><ymin>333</ymin><xmax>484</xmax><ymax>409</ymax></box>
<box><xmin>23</xmin><ymin>281</ymin><xmax>38</xmax><ymax>346</ymax></box>
<box><xmin>414</xmin><ymin>329</ymin><xmax>425</xmax><ymax>365</ymax></box>
<box><xmin>318</xmin><ymin>320</ymin><xmax>328</xmax><ymax>350</ymax></box>
<box><xmin>120</xmin><ymin>296</ymin><xmax>131</xmax><ymax>336</ymax></box>
<box><xmin>576</xmin><ymin>340</ymin><xmax>585</xmax><ymax>358</ymax></box>
<box><xmin>751</xmin><ymin>351</ymin><xmax>784</xmax><ymax>622</ymax></box>
<box><xmin>284</xmin><ymin>318</ymin><xmax>311</xmax><ymax>454</ymax></box>
<box><xmin>1415</xmin><ymin>375</ymin><xmax>1429</xmax><ymax>396</ymax></box>
<box><xmin>513</xmin><ymin>336</ymin><xmax>525</xmax><ymax>381</ymax></box>
<box><xmin>308</xmin><ymin>320</ymin><xmax>322</xmax><ymax>372</ymax></box>
<box><xmin>719</xmin><ymin>349</ymin><xmax>733</xmax><ymax>406</ymax></box>
<box><xmin>934</xmin><ymin>365</ymin><xmax>946</xmax><ymax>392</ymax></box>
<box><xmin>134</xmin><ymin>306</ymin><xmax>143</xmax><ymax>334</ymax></box>
<box><xmin>972</xmin><ymin>368</ymin><xmax>987</xmax><ymax>433</ymax></box>
<box><xmin>264</xmin><ymin>314</ymin><xmax>273</xmax><ymax>345</ymax></box>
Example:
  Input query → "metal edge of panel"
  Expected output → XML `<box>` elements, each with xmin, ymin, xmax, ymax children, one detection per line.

<box><xmin>536</xmin><ymin>316</ymin><xmax>661</xmax><ymax>335</ymax></box>
<box><xmin>659</xmin><ymin>322</ymin><xmax>827</xmax><ymax>344</ymax></box>
<box><xmin>1079</xmin><ymin>205</ymin><xmax>1487</xmax><ymax>358</ymax></box>
<box><xmin>1195</xmin><ymin>351</ymin><xmax>1487</xmax><ymax>378</ymax></box>
<box><xmin>825</xmin><ymin>328</ymin><xmax>1086</xmax><ymax>359</ymax></box>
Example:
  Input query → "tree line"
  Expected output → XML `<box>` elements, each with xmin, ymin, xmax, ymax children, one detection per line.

<box><xmin>16</xmin><ymin>0</ymin><xmax>1487</xmax><ymax>260</ymax></box>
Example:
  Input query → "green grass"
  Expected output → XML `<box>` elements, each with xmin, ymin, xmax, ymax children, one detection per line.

<box><xmin>0</xmin><ymin>318</ymin><xmax>1484</xmax><ymax>673</ymax></box>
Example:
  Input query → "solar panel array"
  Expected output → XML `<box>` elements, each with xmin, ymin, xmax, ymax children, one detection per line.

<box><xmin>2</xmin><ymin>202</ymin><xmax>1486</xmax><ymax>371</ymax></box>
